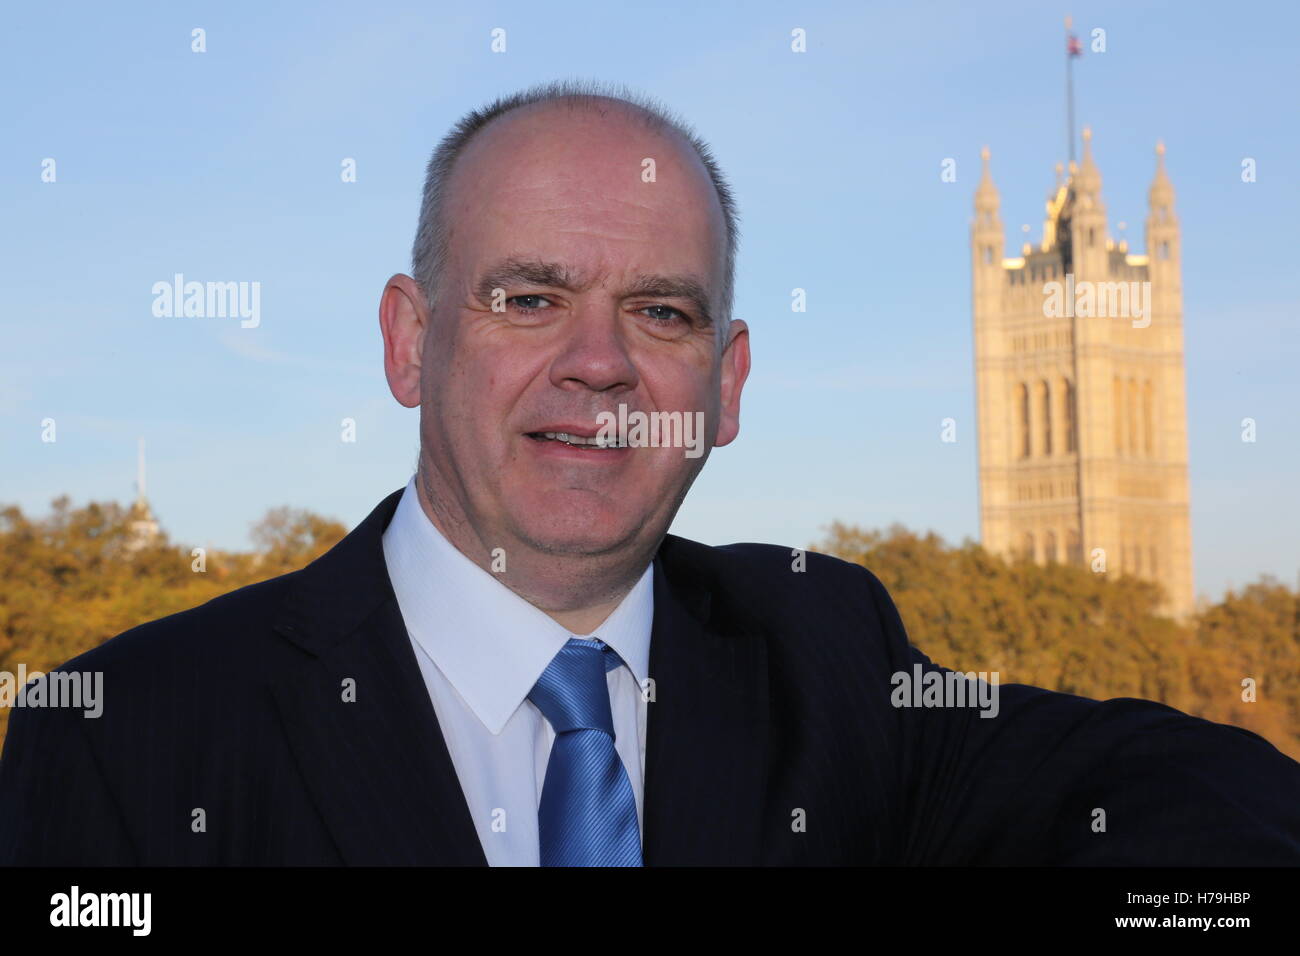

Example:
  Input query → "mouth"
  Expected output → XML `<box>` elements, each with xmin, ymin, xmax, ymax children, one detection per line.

<box><xmin>525</xmin><ymin>431</ymin><xmax>627</xmax><ymax>450</ymax></box>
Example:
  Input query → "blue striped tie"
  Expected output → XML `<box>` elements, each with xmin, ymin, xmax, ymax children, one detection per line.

<box><xmin>528</xmin><ymin>638</ymin><xmax>643</xmax><ymax>866</ymax></box>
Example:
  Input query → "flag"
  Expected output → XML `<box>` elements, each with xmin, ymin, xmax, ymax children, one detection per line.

<box><xmin>1067</xmin><ymin>34</ymin><xmax>1083</xmax><ymax>57</ymax></box>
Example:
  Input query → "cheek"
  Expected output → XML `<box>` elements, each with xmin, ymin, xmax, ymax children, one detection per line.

<box><xmin>636</xmin><ymin>370</ymin><xmax>718</xmax><ymax>470</ymax></box>
<box><xmin>447</xmin><ymin>348</ymin><xmax>540</xmax><ymax>434</ymax></box>
<box><xmin>645</xmin><ymin>361</ymin><xmax>717</xmax><ymax>418</ymax></box>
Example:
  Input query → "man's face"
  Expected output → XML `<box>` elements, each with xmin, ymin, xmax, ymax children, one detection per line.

<box><xmin>405</xmin><ymin>102</ymin><xmax>748</xmax><ymax>565</ymax></box>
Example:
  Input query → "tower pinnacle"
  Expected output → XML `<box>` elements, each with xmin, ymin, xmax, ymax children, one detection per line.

<box><xmin>974</xmin><ymin>146</ymin><xmax>999</xmax><ymax>213</ymax></box>
<box><xmin>1149</xmin><ymin>140</ymin><xmax>1175</xmax><ymax>206</ymax></box>
<box><xmin>1074</xmin><ymin>125</ymin><xmax>1102</xmax><ymax>195</ymax></box>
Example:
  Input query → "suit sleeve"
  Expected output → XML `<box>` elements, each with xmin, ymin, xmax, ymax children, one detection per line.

<box><xmin>0</xmin><ymin>692</ymin><xmax>139</xmax><ymax>866</ymax></box>
<box><xmin>864</xmin><ymin>569</ymin><xmax>1300</xmax><ymax>865</ymax></box>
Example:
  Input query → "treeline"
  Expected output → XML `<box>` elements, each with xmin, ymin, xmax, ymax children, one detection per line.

<box><xmin>0</xmin><ymin>497</ymin><xmax>346</xmax><ymax>747</ymax></box>
<box><xmin>816</xmin><ymin>522</ymin><xmax>1300</xmax><ymax>761</ymax></box>
<box><xmin>1</xmin><ymin>499</ymin><xmax>1296</xmax><ymax>762</ymax></box>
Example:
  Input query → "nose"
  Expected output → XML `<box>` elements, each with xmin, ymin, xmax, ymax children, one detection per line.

<box><xmin>547</xmin><ymin>306</ymin><xmax>640</xmax><ymax>394</ymax></box>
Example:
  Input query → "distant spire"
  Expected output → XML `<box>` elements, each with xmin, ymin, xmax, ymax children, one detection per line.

<box><xmin>1149</xmin><ymin>139</ymin><xmax>1176</xmax><ymax>207</ymax></box>
<box><xmin>1154</xmin><ymin>140</ymin><xmax>1170</xmax><ymax>179</ymax></box>
<box><xmin>975</xmin><ymin>146</ymin><xmax>999</xmax><ymax>213</ymax></box>
<box><xmin>1074</xmin><ymin>126</ymin><xmax>1102</xmax><ymax>193</ymax></box>
<box><xmin>136</xmin><ymin>437</ymin><xmax>146</xmax><ymax>502</ymax></box>
<box><xmin>126</xmin><ymin>437</ymin><xmax>161</xmax><ymax>552</ymax></box>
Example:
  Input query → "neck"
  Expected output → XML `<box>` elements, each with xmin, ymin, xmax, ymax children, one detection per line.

<box><xmin>542</xmin><ymin>595</ymin><xmax>628</xmax><ymax>636</ymax></box>
<box><xmin>413</xmin><ymin>470</ymin><xmax>651</xmax><ymax>635</ymax></box>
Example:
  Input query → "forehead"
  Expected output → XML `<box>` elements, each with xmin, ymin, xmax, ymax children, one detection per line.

<box><xmin>442</xmin><ymin>101</ymin><xmax>726</xmax><ymax>281</ymax></box>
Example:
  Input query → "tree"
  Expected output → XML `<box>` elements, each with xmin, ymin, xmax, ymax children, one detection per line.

<box><xmin>0</xmin><ymin>498</ymin><xmax>345</xmax><ymax>748</ymax></box>
<box><xmin>815</xmin><ymin>522</ymin><xmax>1299</xmax><ymax>761</ymax></box>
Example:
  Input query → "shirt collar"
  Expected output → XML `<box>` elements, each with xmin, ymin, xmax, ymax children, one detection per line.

<box><xmin>381</xmin><ymin>477</ymin><xmax>653</xmax><ymax>735</ymax></box>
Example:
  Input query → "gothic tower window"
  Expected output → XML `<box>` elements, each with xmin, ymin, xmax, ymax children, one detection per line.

<box><xmin>1037</xmin><ymin>380</ymin><xmax>1052</xmax><ymax>456</ymax></box>
<box><xmin>1064</xmin><ymin>378</ymin><xmax>1077</xmax><ymax>452</ymax></box>
<box><xmin>1142</xmin><ymin>381</ymin><xmax>1154</xmax><ymax>456</ymax></box>
<box><xmin>1067</xmin><ymin>529</ymin><xmax>1082</xmax><ymax>564</ymax></box>
<box><xmin>1127</xmin><ymin>378</ymin><xmax>1139</xmax><ymax>456</ymax></box>
<box><xmin>1113</xmin><ymin>376</ymin><xmax>1124</xmax><ymax>455</ymax></box>
<box><xmin>1017</xmin><ymin>383</ymin><xmax>1030</xmax><ymax>458</ymax></box>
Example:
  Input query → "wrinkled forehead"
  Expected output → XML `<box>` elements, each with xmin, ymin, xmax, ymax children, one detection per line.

<box><xmin>441</xmin><ymin>101</ymin><xmax>726</xmax><ymax>283</ymax></box>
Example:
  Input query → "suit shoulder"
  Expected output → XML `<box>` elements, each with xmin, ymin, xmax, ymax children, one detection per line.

<box><xmin>660</xmin><ymin>533</ymin><xmax>897</xmax><ymax>633</ymax></box>
<box><xmin>664</xmin><ymin>533</ymin><xmax>886</xmax><ymax>591</ymax></box>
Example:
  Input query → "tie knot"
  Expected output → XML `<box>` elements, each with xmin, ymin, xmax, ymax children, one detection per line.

<box><xmin>528</xmin><ymin>638</ymin><xmax>620</xmax><ymax>735</ymax></box>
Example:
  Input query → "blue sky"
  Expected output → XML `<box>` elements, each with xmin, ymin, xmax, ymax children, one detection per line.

<box><xmin>2</xmin><ymin>0</ymin><xmax>1296</xmax><ymax>603</ymax></box>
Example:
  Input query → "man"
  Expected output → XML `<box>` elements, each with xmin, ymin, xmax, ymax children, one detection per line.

<box><xmin>2</xmin><ymin>80</ymin><xmax>1298</xmax><ymax>866</ymax></box>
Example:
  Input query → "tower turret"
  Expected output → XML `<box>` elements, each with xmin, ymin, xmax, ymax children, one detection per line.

<box><xmin>1142</xmin><ymin>141</ymin><xmax>1193</xmax><ymax>617</ymax></box>
<box><xmin>971</xmin><ymin>147</ymin><xmax>1011</xmax><ymax>557</ymax></box>
<box><xmin>1146</xmin><ymin>141</ymin><xmax>1180</xmax><ymax>278</ymax></box>
<box><xmin>972</xmin><ymin>147</ymin><xmax>1003</xmax><ymax>279</ymax></box>
<box><xmin>1067</xmin><ymin>127</ymin><xmax>1108</xmax><ymax>278</ymax></box>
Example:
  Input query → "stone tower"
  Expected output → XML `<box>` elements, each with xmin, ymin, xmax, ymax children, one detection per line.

<box><xmin>970</xmin><ymin>130</ymin><xmax>1194</xmax><ymax>619</ymax></box>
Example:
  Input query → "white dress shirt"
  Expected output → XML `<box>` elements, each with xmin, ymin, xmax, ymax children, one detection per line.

<box><xmin>381</xmin><ymin>477</ymin><xmax>653</xmax><ymax>866</ymax></box>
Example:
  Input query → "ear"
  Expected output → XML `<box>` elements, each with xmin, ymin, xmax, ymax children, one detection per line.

<box><xmin>714</xmin><ymin>318</ymin><xmax>750</xmax><ymax>447</ymax></box>
<box><xmin>379</xmin><ymin>274</ymin><xmax>430</xmax><ymax>409</ymax></box>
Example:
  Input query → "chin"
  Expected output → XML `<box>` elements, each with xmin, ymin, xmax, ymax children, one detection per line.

<box><xmin>511</xmin><ymin>499</ymin><xmax>643</xmax><ymax>557</ymax></box>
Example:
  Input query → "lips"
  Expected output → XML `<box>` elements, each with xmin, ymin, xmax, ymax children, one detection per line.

<box><xmin>524</xmin><ymin>419</ymin><xmax>628</xmax><ymax>451</ymax></box>
<box><xmin>526</xmin><ymin>431</ymin><xmax>626</xmax><ymax>449</ymax></box>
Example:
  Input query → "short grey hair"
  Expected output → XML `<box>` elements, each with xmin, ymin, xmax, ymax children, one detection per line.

<box><xmin>410</xmin><ymin>78</ymin><xmax>740</xmax><ymax>333</ymax></box>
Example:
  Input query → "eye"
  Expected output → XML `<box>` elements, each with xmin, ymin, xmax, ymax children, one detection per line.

<box><xmin>507</xmin><ymin>294</ymin><xmax>555</xmax><ymax>313</ymax></box>
<box><xmin>638</xmin><ymin>304</ymin><xmax>689</xmax><ymax>325</ymax></box>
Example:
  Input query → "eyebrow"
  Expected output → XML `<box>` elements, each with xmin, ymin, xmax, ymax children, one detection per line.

<box><xmin>474</xmin><ymin>256</ymin><xmax>715</xmax><ymax>327</ymax></box>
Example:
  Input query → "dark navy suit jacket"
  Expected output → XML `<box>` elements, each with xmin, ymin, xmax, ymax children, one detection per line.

<box><xmin>2</xmin><ymin>487</ymin><xmax>1298</xmax><ymax>865</ymax></box>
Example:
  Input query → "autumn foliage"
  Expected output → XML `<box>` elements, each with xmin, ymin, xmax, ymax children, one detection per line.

<box><xmin>0</xmin><ymin>498</ymin><xmax>345</xmax><ymax>748</ymax></box>
<box><xmin>1</xmin><ymin>499</ymin><xmax>1296</xmax><ymax>762</ymax></box>
<box><xmin>817</xmin><ymin>522</ymin><xmax>1299</xmax><ymax>761</ymax></box>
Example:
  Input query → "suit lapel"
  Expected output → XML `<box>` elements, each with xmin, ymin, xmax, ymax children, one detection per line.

<box><xmin>270</xmin><ymin>489</ymin><xmax>486</xmax><ymax>865</ymax></box>
<box><xmin>266</xmin><ymin>492</ymin><xmax>771</xmax><ymax>866</ymax></box>
<box><xmin>643</xmin><ymin>539</ymin><xmax>771</xmax><ymax>865</ymax></box>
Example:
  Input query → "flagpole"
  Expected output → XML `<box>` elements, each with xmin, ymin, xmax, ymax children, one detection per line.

<box><xmin>1065</xmin><ymin>15</ymin><xmax>1075</xmax><ymax>164</ymax></box>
